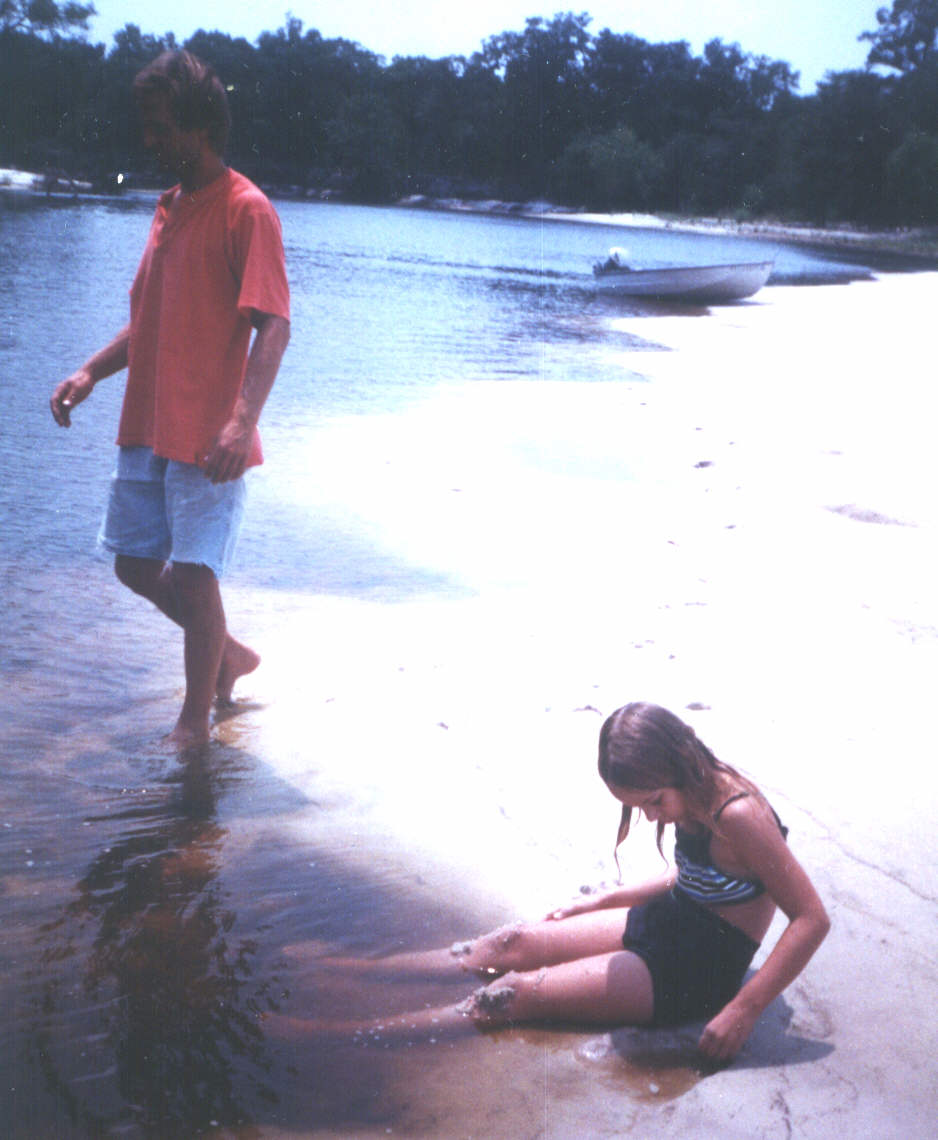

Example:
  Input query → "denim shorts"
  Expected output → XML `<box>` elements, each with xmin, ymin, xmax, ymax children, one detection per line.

<box><xmin>99</xmin><ymin>446</ymin><xmax>246</xmax><ymax>579</ymax></box>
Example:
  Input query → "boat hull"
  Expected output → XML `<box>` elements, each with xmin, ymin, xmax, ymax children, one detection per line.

<box><xmin>592</xmin><ymin>260</ymin><xmax>774</xmax><ymax>302</ymax></box>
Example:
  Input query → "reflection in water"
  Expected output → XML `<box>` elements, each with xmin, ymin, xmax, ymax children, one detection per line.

<box><xmin>27</xmin><ymin>753</ymin><xmax>280</xmax><ymax>1137</ymax></box>
<box><xmin>575</xmin><ymin>1027</ymin><xmax>710</xmax><ymax>1101</ymax></box>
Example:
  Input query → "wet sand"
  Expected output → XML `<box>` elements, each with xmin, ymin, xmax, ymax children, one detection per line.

<box><xmin>215</xmin><ymin>271</ymin><xmax>938</xmax><ymax>1136</ymax></box>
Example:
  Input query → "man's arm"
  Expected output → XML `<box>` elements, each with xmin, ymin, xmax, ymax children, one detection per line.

<box><xmin>202</xmin><ymin>311</ymin><xmax>290</xmax><ymax>484</ymax></box>
<box><xmin>50</xmin><ymin>325</ymin><xmax>131</xmax><ymax>427</ymax></box>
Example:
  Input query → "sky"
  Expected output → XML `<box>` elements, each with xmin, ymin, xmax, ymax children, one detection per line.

<box><xmin>86</xmin><ymin>1</ymin><xmax>883</xmax><ymax>93</ymax></box>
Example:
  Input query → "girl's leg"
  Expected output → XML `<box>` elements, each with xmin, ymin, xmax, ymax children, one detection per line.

<box><xmin>284</xmin><ymin>908</ymin><xmax>631</xmax><ymax>981</ymax></box>
<box><xmin>474</xmin><ymin>949</ymin><xmax>654</xmax><ymax>1026</ymax></box>
<box><xmin>267</xmin><ymin>949</ymin><xmax>654</xmax><ymax>1045</ymax></box>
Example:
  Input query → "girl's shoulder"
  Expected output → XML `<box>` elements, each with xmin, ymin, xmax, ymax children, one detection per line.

<box><xmin>712</xmin><ymin>787</ymin><xmax>788</xmax><ymax>842</ymax></box>
<box><xmin>712</xmin><ymin>790</ymin><xmax>752</xmax><ymax>821</ymax></box>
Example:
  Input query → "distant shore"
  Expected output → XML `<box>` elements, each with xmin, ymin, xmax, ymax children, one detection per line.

<box><xmin>541</xmin><ymin>208</ymin><xmax>938</xmax><ymax>267</ymax></box>
<box><xmin>6</xmin><ymin>164</ymin><xmax>936</xmax><ymax>265</ymax></box>
<box><xmin>397</xmin><ymin>192</ymin><xmax>938</xmax><ymax>265</ymax></box>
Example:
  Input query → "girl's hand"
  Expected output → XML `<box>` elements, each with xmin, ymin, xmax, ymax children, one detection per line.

<box><xmin>698</xmin><ymin>1001</ymin><xmax>759</xmax><ymax>1062</ymax></box>
<box><xmin>545</xmin><ymin>896</ymin><xmax>601</xmax><ymax>922</ymax></box>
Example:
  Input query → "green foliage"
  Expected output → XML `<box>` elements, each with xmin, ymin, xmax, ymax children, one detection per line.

<box><xmin>886</xmin><ymin>129</ymin><xmax>938</xmax><ymax>219</ymax></box>
<box><xmin>472</xmin><ymin>13</ymin><xmax>594</xmax><ymax>194</ymax></box>
<box><xmin>553</xmin><ymin>125</ymin><xmax>661</xmax><ymax>210</ymax></box>
<box><xmin>0</xmin><ymin>9</ymin><xmax>934</xmax><ymax>225</ymax></box>
<box><xmin>795</xmin><ymin>70</ymin><xmax>900</xmax><ymax>223</ymax></box>
<box><xmin>861</xmin><ymin>0</ymin><xmax>938</xmax><ymax>73</ymax></box>
<box><xmin>0</xmin><ymin>0</ymin><xmax>96</xmax><ymax>38</ymax></box>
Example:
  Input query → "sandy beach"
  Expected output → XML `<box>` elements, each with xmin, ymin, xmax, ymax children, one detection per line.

<box><xmin>187</xmin><ymin>269</ymin><xmax>938</xmax><ymax>1137</ymax></box>
<box><xmin>400</xmin><ymin>194</ymin><xmax>938</xmax><ymax>261</ymax></box>
<box><xmin>537</xmin><ymin>205</ymin><xmax>938</xmax><ymax>256</ymax></box>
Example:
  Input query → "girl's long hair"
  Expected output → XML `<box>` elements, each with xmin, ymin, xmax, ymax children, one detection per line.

<box><xmin>598</xmin><ymin>702</ymin><xmax>759</xmax><ymax>860</ymax></box>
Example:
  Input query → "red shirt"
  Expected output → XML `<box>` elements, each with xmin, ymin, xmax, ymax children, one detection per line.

<box><xmin>118</xmin><ymin>168</ymin><xmax>290</xmax><ymax>467</ymax></box>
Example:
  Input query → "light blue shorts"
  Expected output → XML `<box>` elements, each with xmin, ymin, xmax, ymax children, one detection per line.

<box><xmin>99</xmin><ymin>446</ymin><xmax>246</xmax><ymax>579</ymax></box>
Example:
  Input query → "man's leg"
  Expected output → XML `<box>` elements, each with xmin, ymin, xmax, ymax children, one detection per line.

<box><xmin>115</xmin><ymin>554</ymin><xmax>259</xmax><ymax>707</ymax></box>
<box><xmin>166</xmin><ymin>562</ymin><xmax>227</xmax><ymax>748</ymax></box>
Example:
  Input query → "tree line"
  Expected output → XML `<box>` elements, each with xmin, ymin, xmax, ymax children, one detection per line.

<box><xmin>3</xmin><ymin>2</ymin><xmax>938</xmax><ymax>225</ymax></box>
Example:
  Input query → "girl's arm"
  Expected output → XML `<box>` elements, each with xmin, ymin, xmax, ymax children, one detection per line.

<box><xmin>547</xmin><ymin>868</ymin><xmax>676</xmax><ymax>920</ymax></box>
<box><xmin>698</xmin><ymin>800</ymin><xmax>830</xmax><ymax>1061</ymax></box>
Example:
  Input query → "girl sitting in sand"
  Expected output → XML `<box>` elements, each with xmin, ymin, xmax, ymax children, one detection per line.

<box><xmin>279</xmin><ymin>702</ymin><xmax>829</xmax><ymax>1062</ymax></box>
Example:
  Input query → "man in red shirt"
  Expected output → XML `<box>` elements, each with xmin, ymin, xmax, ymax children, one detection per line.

<box><xmin>50</xmin><ymin>51</ymin><xmax>290</xmax><ymax>750</ymax></box>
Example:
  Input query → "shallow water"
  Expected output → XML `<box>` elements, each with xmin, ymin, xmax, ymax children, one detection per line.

<box><xmin>1</xmin><ymin>198</ymin><xmax>886</xmax><ymax>1136</ymax></box>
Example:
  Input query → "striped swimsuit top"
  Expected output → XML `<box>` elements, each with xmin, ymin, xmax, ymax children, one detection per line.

<box><xmin>673</xmin><ymin>792</ymin><xmax>788</xmax><ymax>906</ymax></box>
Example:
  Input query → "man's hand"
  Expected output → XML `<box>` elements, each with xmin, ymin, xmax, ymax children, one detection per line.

<box><xmin>201</xmin><ymin>313</ymin><xmax>289</xmax><ymax>483</ymax></box>
<box><xmin>201</xmin><ymin>416</ymin><xmax>255</xmax><ymax>483</ymax></box>
<box><xmin>50</xmin><ymin>368</ymin><xmax>96</xmax><ymax>427</ymax></box>
<box><xmin>50</xmin><ymin>327</ymin><xmax>129</xmax><ymax>426</ymax></box>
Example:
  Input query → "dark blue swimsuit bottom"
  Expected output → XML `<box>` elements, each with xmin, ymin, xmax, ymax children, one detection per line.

<box><xmin>622</xmin><ymin>888</ymin><xmax>759</xmax><ymax>1026</ymax></box>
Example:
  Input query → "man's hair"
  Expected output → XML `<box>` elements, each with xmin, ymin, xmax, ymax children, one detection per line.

<box><xmin>133</xmin><ymin>50</ymin><xmax>231</xmax><ymax>154</ymax></box>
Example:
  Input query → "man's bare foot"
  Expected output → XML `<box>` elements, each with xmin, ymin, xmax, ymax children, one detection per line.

<box><xmin>216</xmin><ymin>640</ymin><xmax>261</xmax><ymax>703</ymax></box>
<box><xmin>168</xmin><ymin>718</ymin><xmax>212</xmax><ymax>751</ymax></box>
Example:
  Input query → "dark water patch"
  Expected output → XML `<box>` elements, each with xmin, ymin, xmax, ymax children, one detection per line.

<box><xmin>2</xmin><ymin>736</ymin><xmax>516</xmax><ymax>1138</ymax></box>
<box><xmin>826</xmin><ymin>503</ymin><xmax>915</xmax><ymax>526</ymax></box>
<box><xmin>769</xmin><ymin>266</ymin><xmax>875</xmax><ymax>286</ymax></box>
<box><xmin>795</xmin><ymin>240</ymin><xmax>938</xmax><ymax>274</ymax></box>
<box><xmin>5</xmin><ymin>764</ymin><xmax>279</xmax><ymax>1137</ymax></box>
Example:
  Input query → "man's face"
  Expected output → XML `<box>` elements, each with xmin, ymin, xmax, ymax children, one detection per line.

<box><xmin>138</xmin><ymin>95</ymin><xmax>205</xmax><ymax>180</ymax></box>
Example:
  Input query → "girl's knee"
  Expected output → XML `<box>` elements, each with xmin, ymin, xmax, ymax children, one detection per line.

<box><xmin>457</xmin><ymin>968</ymin><xmax>546</xmax><ymax>1026</ymax></box>
<box><xmin>471</xmin><ymin>922</ymin><xmax>533</xmax><ymax>974</ymax></box>
<box><xmin>457</xmin><ymin>971</ymin><xmax>524</xmax><ymax>1025</ymax></box>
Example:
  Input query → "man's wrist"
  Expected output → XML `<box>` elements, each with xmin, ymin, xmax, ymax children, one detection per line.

<box><xmin>232</xmin><ymin>400</ymin><xmax>260</xmax><ymax>431</ymax></box>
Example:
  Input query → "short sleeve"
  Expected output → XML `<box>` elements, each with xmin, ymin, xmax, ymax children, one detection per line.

<box><xmin>232</xmin><ymin>196</ymin><xmax>290</xmax><ymax>323</ymax></box>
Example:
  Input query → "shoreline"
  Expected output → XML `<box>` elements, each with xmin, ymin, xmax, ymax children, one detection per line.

<box><xmin>6</xmin><ymin>162</ymin><xmax>936</xmax><ymax>265</ymax></box>
<box><xmin>397</xmin><ymin>192</ymin><xmax>938</xmax><ymax>266</ymax></box>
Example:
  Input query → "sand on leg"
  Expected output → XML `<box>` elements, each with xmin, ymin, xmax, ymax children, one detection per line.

<box><xmin>481</xmin><ymin>949</ymin><xmax>655</xmax><ymax>1025</ymax></box>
